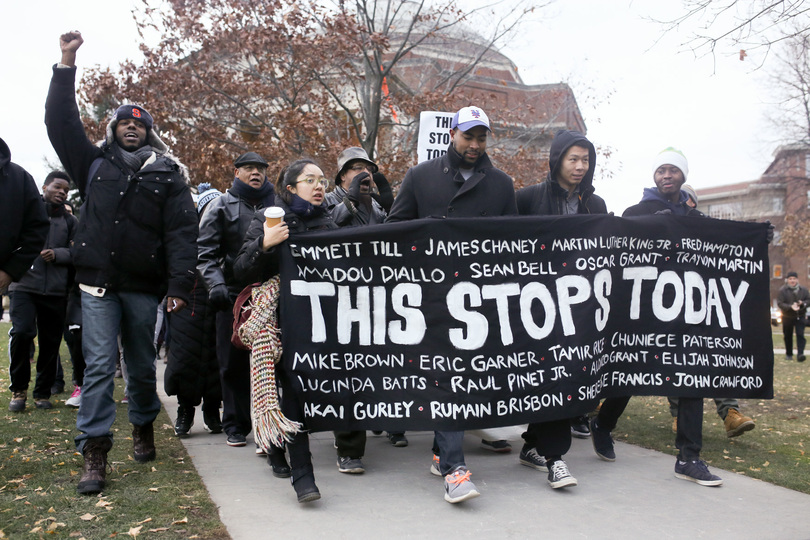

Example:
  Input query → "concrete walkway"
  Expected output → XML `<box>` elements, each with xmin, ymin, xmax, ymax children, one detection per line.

<box><xmin>156</xmin><ymin>362</ymin><xmax>810</xmax><ymax>540</ymax></box>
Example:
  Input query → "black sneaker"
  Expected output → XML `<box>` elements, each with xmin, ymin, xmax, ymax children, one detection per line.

<box><xmin>518</xmin><ymin>444</ymin><xmax>548</xmax><ymax>472</ymax></box>
<box><xmin>674</xmin><ymin>459</ymin><xmax>723</xmax><ymax>486</ymax></box>
<box><xmin>387</xmin><ymin>432</ymin><xmax>409</xmax><ymax>447</ymax></box>
<box><xmin>203</xmin><ymin>408</ymin><xmax>222</xmax><ymax>434</ymax></box>
<box><xmin>337</xmin><ymin>456</ymin><xmax>365</xmax><ymax>474</ymax></box>
<box><xmin>480</xmin><ymin>439</ymin><xmax>512</xmax><ymax>453</ymax></box>
<box><xmin>226</xmin><ymin>433</ymin><xmax>247</xmax><ymax>447</ymax></box>
<box><xmin>34</xmin><ymin>399</ymin><xmax>53</xmax><ymax>410</ymax></box>
<box><xmin>174</xmin><ymin>405</ymin><xmax>194</xmax><ymax>437</ymax></box>
<box><xmin>570</xmin><ymin>416</ymin><xmax>591</xmax><ymax>438</ymax></box>
<box><xmin>547</xmin><ymin>459</ymin><xmax>577</xmax><ymax>489</ymax></box>
<box><xmin>268</xmin><ymin>446</ymin><xmax>291</xmax><ymax>478</ymax></box>
<box><xmin>590</xmin><ymin>417</ymin><xmax>616</xmax><ymax>461</ymax></box>
<box><xmin>799</xmin><ymin>354</ymin><xmax>806</xmax><ymax>363</ymax></box>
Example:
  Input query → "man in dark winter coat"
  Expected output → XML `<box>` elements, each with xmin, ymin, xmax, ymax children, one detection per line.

<box><xmin>8</xmin><ymin>171</ymin><xmax>77</xmax><ymax>412</ymax></box>
<box><xmin>0</xmin><ymin>137</ymin><xmax>49</xmax><ymax>293</ymax></box>
<box><xmin>589</xmin><ymin>147</ymin><xmax>724</xmax><ymax>487</ymax></box>
<box><xmin>326</xmin><ymin>146</ymin><xmax>393</xmax><ymax>226</ymax></box>
<box><xmin>515</xmin><ymin>130</ymin><xmax>607</xmax><ymax>491</ymax></box>
<box><xmin>197</xmin><ymin>152</ymin><xmax>274</xmax><ymax>448</ymax></box>
<box><xmin>387</xmin><ymin>106</ymin><xmax>517</xmax><ymax>504</ymax></box>
<box><xmin>46</xmin><ymin>31</ymin><xmax>198</xmax><ymax>495</ymax></box>
<box><xmin>777</xmin><ymin>271</ymin><xmax>810</xmax><ymax>362</ymax></box>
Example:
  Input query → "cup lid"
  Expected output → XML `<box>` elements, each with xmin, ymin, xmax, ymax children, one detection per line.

<box><xmin>264</xmin><ymin>206</ymin><xmax>285</xmax><ymax>218</ymax></box>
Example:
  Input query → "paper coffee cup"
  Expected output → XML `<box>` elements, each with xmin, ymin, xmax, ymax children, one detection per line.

<box><xmin>264</xmin><ymin>206</ymin><xmax>285</xmax><ymax>227</ymax></box>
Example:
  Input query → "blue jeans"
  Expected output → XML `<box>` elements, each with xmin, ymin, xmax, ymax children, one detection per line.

<box><xmin>433</xmin><ymin>431</ymin><xmax>466</xmax><ymax>475</ymax></box>
<box><xmin>76</xmin><ymin>290</ymin><xmax>160</xmax><ymax>451</ymax></box>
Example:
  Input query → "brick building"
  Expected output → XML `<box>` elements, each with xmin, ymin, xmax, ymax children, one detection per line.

<box><xmin>697</xmin><ymin>143</ymin><xmax>810</xmax><ymax>301</ymax></box>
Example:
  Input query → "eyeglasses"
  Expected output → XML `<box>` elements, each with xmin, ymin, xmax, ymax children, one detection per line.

<box><xmin>297</xmin><ymin>176</ymin><xmax>328</xmax><ymax>188</ymax></box>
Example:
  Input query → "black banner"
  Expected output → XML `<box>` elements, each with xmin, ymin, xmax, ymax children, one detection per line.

<box><xmin>279</xmin><ymin>215</ymin><xmax>773</xmax><ymax>432</ymax></box>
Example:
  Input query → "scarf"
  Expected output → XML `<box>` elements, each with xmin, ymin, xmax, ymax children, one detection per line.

<box><xmin>112</xmin><ymin>142</ymin><xmax>156</xmax><ymax>176</ymax></box>
<box><xmin>288</xmin><ymin>193</ymin><xmax>325</xmax><ymax>218</ymax></box>
<box><xmin>230</xmin><ymin>178</ymin><xmax>275</xmax><ymax>207</ymax></box>
<box><xmin>46</xmin><ymin>200</ymin><xmax>65</xmax><ymax>218</ymax></box>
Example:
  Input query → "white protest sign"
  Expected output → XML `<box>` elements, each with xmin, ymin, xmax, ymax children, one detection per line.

<box><xmin>417</xmin><ymin>111</ymin><xmax>455</xmax><ymax>163</ymax></box>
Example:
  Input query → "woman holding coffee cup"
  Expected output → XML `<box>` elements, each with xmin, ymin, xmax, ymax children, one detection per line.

<box><xmin>234</xmin><ymin>158</ymin><xmax>336</xmax><ymax>503</ymax></box>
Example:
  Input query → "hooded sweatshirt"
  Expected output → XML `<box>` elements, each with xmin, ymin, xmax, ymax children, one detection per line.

<box><xmin>515</xmin><ymin>130</ymin><xmax>607</xmax><ymax>216</ymax></box>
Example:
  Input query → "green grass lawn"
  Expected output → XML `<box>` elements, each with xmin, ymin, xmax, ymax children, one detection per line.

<box><xmin>0</xmin><ymin>322</ymin><xmax>228</xmax><ymax>539</ymax></box>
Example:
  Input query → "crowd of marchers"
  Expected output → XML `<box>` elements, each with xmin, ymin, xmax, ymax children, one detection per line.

<box><xmin>6</xmin><ymin>29</ymin><xmax>801</xmax><ymax>506</ymax></box>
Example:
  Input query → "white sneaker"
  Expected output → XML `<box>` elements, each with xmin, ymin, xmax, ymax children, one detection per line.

<box><xmin>65</xmin><ymin>386</ymin><xmax>81</xmax><ymax>408</ymax></box>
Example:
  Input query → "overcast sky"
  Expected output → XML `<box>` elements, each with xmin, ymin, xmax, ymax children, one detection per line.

<box><xmin>1</xmin><ymin>0</ymin><xmax>780</xmax><ymax>214</ymax></box>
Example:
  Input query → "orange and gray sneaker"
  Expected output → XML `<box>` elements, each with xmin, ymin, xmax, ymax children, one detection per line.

<box><xmin>724</xmin><ymin>408</ymin><xmax>755</xmax><ymax>438</ymax></box>
<box><xmin>430</xmin><ymin>454</ymin><xmax>441</xmax><ymax>476</ymax></box>
<box><xmin>444</xmin><ymin>466</ymin><xmax>480</xmax><ymax>503</ymax></box>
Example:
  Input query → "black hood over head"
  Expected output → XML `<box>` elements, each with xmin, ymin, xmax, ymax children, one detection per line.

<box><xmin>547</xmin><ymin>130</ymin><xmax>596</xmax><ymax>192</ymax></box>
<box><xmin>0</xmin><ymin>136</ymin><xmax>11</xmax><ymax>170</ymax></box>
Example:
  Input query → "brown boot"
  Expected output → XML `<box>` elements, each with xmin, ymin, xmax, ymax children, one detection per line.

<box><xmin>725</xmin><ymin>408</ymin><xmax>755</xmax><ymax>438</ymax></box>
<box><xmin>132</xmin><ymin>422</ymin><xmax>156</xmax><ymax>463</ymax></box>
<box><xmin>77</xmin><ymin>437</ymin><xmax>113</xmax><ymax>494</ymax></box>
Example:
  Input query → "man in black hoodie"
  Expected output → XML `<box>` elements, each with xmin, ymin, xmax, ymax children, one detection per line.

<box><xmin>515</xmin><ymin>130</ymin><xmax>607</xmax><ymax>490</ymax></box>
<box><xmin>8</xmin><ymin>171</ymin><xmax>77</xmax><ymax>412</ymax></box>
<box><xmin>46</xmin><ymin>31</ymin><xmax>198</xmax><ymax>495</ymax></box>
<box><xmin>589</xmin><ymin>147</ymin><xmax>724</xmax><ymax>487</ymax></box>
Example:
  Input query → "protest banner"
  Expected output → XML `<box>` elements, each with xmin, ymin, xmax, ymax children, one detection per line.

<box><xmin>417</xmin><ymin>111</ymin><xmax>455</xmax><ymax>163</ymax></box>
<box><xmin>278</xmin><ymin>215</ymin><xmax>773</xmax><ymax>432</ymax></box>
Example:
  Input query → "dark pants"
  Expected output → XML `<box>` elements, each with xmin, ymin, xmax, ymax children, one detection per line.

<box><xmin>433</xmin><ymin>431</ymin><xmax>465</xmax><ymax>475</ymax></box>
<box><xmin>598</xmin><ymin>395</ymin><xmax>703</xmax><ymax>461</ymax></box>
<box><xmin>8</xmin><ymin>291</ymin><xmax>67</xmax><ymax>399</ymax></box>
<box><xmin>521</xmin><ymin>419</ymin><xmax>571</xmax><ymax>459</ymax></box>
<box><xmin>215</xmin><ymin>309</ymin><xmax>252</xmax><ymax>436</ymax></box>
<box><xmin>335</xmin><ymin>430</ymin><xmax>366</xmax><ymax>458</ymax></box>
<box><xmin>65</xmin><ymin>327</ymin><xmax>85</xmax><ymax>387</ymax></box>
<box><xmin>782</xmin><ymin>315</ymin><xmax>806</xmax><ymax>357</ymax></box>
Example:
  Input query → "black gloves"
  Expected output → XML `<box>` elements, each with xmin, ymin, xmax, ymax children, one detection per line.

<box><xmin>347</xmin><ymin>171</ymin><xmax>371</xmax><ymax>204</ymax></box>
<box><xmin>372</xmin><ymin>172</ymin><xmax>394</xmax><ymax>213</ymax></box>
<box><xmin>208</xmin><ymin>283</ymin><xmax>231</xmax><ymax>311</ymax></box>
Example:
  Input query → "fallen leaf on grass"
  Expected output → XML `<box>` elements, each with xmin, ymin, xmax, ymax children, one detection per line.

<box><xmin>13</xmin><ymin>438</ymin><xmax>22</xmax><ymax>443</ymax></box>
<box><xmin>148</xmin><ymin>488</ymin><xmax>159</xmax><ymax>492</ymax></box>
<box><xmin>13</xmin><ymin>496</ymin><xmax>26</xmax><ymax>501</ymax></box>
<box><xmin>48</xmin><ymin>507</ymin><xmax>55</xmax><ymax>513</ymax></box>
<box><xmin>136</xmin><ymin>518</ymin><xmax>152</xmax><ymax>525</ymax></box>
<box><xmin>79</xmin><ymin>513</ymin><xmax>96</xmax><ymax>521</ymax></box>
<box><xmin>95</xmin><ymin>500</ymin><xmax>113</xmax><ymax>508</ymax></box>
<box><xmin>47</xmin><ymin>522</ymin><xmax>66</xmax><ymax>531</ymax></box>
<box><xmin>29</xmin><ymin>526</ymin><xmax>42</xmax><ymax>533</ymax></box>
<box><xmin>172</xmin><ymin>517</ymin><xmax>188</xmax><ymax>525</ymax></box>
<box><xmin>763</xmin><ymin>461</ymin><xmax>770</xmax><ymax>467</ymax></box>
<box><xmin>128</xmin><ymin>525</ymin><xmax>142</xmax><ymax>537</ymax></box>
<box><xmin>148</xmin><ymin>528</ymin><xmax>169</xmax><ymax>532</ymax></box>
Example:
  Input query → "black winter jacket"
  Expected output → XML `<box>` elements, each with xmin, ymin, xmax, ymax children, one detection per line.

<box><xmin>0</xmin><ymin>137</ymin><xmax>49</xmax><ymax>283</ymax></box>
<box><xmin>197</xmin><ymin>189</ymin><xmax>269</xmax><ymax>296</ymax></box>
<box><xmin>777</xmin><ymin>284</ymin><xmax>810</xmax><ymax>319</ymax></box>
<box><xmin>325</xmin><ymin>185</ymin><xmax>387</xmax><ymax>226</ymax></box>
<box><xmin>233</xmin><ymin>198</ymin><xmax>337</xmax><ymax>285</ymax></box>
<box><xmin>45</xmin><ymin>66</ymin><xmax>198</xmax><ymax>301</ymax></box>
<box><xmin>164</xmin><ymin>272</ymin><xmax>221</xmax><ymax>403</ymax></box>
<box><xmin>622</xmin><ymin>188</ymin><xmax>702</xmax><ymax>217</ymax></box>
<box><xmin>10</xmin><ymin>202</ymin><xmax>77</xmax><ymax>296</ymax></box>
<box><xmin>386</xmin><ymin>144</ymin><xmax>517</xmax><ymax>221</ymax></box>
<box><xmin>516</xmin><ymin>130</ymin><xmax>607</xmax><ymax>216</ymax></box>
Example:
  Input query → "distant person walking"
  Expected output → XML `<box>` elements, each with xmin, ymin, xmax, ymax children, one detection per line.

<box><xmin>777</xmin><ymin>271</ymin><xmax>809</xmax><ymax>362</ymax></box>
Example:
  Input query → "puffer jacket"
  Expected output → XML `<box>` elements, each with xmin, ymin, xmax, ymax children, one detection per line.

<box><xmin>45</xmin><ymin>65</ymin><xmax>197</xmax><ymax>301</ymax></box>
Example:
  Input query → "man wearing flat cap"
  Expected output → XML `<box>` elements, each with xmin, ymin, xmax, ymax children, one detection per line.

<box><xmin>326</xmin><ymin>147</ymin><xmax>393</xmax><ymax>226</ymax></box>
<box><xmin>198</xmin><ymin>151</ymin><xmax>275</xmax><ymax>448</ymax></box>
<box><xmin>46</xmin><ymin>31</ymin><xmax>198</xmax><ymax>494</ymax></box>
